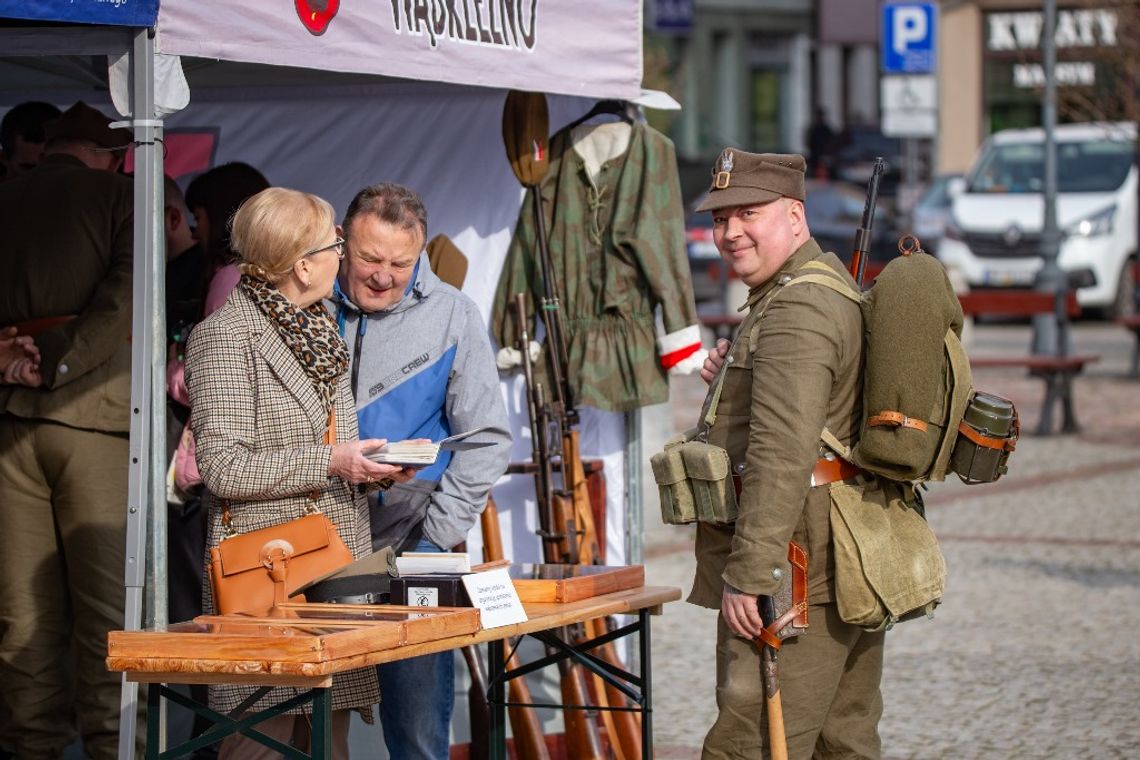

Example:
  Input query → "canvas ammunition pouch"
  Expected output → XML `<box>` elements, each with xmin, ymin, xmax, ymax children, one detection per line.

<box><xmin>829</xmin><ymin>478</ymin><xmax>946</xmax><ymax>631</ymax></box>
<box><xmin>651</xmin><ymin>431</ymin><xmax>738</xmax><ymax>525</ymax></box>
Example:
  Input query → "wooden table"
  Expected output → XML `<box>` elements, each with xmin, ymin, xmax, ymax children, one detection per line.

<box><xmin>107</xmin><ymin>585</ymin><xmax>681</xmax><ymax>759</ymax></box>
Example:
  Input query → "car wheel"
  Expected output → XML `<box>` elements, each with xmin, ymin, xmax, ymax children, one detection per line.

<box><xmin>1109</xmin><ymin>258</ymin><xmax>1138</xmax><ymax>319</ymax></box>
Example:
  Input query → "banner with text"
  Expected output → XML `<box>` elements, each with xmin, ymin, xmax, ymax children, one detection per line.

<box><xmin>156</xmin><ymin>0</ymin><xmax>643</xmax><ymax>100</ymax></box>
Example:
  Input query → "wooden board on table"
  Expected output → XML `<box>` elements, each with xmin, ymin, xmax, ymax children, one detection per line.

<box><xmin>106</xmin><ymin>586</ymin><xmax>683</xmax><ymax>681</ymax></box>
<box><xmin>274</xmin><ymin>603</ymin><xmax>482</xmax><ymax>645</ymax></box>
<box><xmin>108</xmin><ymin>605</ymin><xmax>480</xmax><ymax>665</ymax></box>
<box><xmin>510</xmin><ymin>563</ymin><xmax>645</xmax><ymax>603</ymax></box>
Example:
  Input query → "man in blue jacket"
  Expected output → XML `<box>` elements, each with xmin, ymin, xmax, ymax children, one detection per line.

<box><xmin>331</xmin><ymin>183</ymin><xmax>511</xmax><ymax>759</ymax></box>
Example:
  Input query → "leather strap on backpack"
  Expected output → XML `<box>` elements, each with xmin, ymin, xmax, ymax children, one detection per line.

<box><xmin>867</xmin><ymin>411</ymin><xmax>929</xmax><ymax>432</ymax></box>
<box><xmin>956</xmin><ymin>420</ymin><xmax>1018</xmax><ymax>451</ymax></box>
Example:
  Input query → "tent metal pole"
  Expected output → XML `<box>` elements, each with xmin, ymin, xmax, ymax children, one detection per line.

<box><xmin>118</xmin><ymin>24</ymin><xmax>166</xmax><ymax>760</ymax></box>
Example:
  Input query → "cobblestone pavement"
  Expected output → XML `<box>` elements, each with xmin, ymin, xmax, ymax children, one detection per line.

<box><xmin>644</xmin><ymin>321</ymin><xmax>1140</xmax><ymax>759</ymax></box>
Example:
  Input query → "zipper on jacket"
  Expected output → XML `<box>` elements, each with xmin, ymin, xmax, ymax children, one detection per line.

<box><xmin>351</xmin><ymin>314</ymin><xmax>367</xmax><ymax>399</ymax></box>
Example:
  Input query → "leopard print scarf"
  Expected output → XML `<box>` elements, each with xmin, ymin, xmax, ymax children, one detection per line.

<box><xmin>241</xmin><ymin>275</ymin><xmax>349</xmax><ymax>414</ymax></box>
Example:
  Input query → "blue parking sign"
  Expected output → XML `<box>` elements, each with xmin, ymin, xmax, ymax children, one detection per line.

<box><xmin>882</xmin><ymin>3</ymin><xmax>937</xmax><ymax>74</ymax></box>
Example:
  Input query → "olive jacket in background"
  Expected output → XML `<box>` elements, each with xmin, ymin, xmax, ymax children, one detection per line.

<box><xmin>0</xmin><ymin>153</ymin><xmax>134</xmax><ymax>433</ymax></box>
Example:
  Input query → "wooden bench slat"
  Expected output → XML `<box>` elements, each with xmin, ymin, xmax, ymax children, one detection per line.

<box><xmin>958</xmin><ymin>290</ymin><xmax>1080</xmax><ymax>318</ymax></box>
<box><xmin>970</xmin><ymin>354</ymin><xmax>1099</xmax><ymax>371</ymax></box>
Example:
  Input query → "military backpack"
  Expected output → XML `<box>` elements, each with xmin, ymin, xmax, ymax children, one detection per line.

<box><xmin>792</xmin><ymin>248</ymin><xmax>1018</xmax><ymax>485</ymax></box>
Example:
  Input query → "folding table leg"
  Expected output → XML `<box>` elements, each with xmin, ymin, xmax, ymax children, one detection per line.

<box><xmin>310</xmin><ymin>688</ymin><xmax>332</xmax><ymax>759</ymax></box>
<box><xmin>638</xmin><ymin>609</ymin><xmax>653</xmax><ymax>759</ymax></box>
<box><xmin>146</xmin><ymin>683</ymin><xmax>161</xmax><ymax>760</ymax></box>
<box><xmin>487</xmin><ymin>639</ymin><xmax>506</xmax><ymax>760</ymax></box>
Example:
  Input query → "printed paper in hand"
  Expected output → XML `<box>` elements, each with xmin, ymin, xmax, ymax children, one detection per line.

<box><xmin>366</xmin><ymin>427</ymin><xmax>498</xmax><ymax>468</ymax></box>
<box><xmin>368</xmin><ymin>440</ymin><xmax>440</xmax><ymax>468</ymax></box>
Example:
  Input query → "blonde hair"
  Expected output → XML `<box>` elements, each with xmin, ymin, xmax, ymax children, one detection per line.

<box><xmin>229</xmin><ymin>187</ymin><xmax>335</xmax><ymax>284</ymax></box>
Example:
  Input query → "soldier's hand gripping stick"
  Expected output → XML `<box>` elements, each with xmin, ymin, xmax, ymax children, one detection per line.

<box><xmin>757</xmin><ymin>595</ymin><xmax>789</xmax><ymax>760</ymax></box>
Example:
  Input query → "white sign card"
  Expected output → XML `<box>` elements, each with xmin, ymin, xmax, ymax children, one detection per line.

<box><xmin>462</xmin><ymin>568</ymin><xmax>528</xmax><ymax>629</ymax></box>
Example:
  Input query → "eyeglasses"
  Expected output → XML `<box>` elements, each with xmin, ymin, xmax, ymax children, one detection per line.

<box><xmin>303</xmin><ymin>237</ymin><xmax>345</xmax><ymax>260</ymax></box>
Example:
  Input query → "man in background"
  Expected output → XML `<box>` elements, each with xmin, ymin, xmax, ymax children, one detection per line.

<box><xmin>331</xmin><ymin>183</ymin><xmax>510</xmax><ymax>759</ymax></box>
<box><xmin>0</xmin><ymin>101</ymin><xmax>61</xmax><ymax>180</ymax></box>
<box><xmin>0</xmin><ymin>101</ymin><xmax>136</xmax><ymax>759</ymax></box>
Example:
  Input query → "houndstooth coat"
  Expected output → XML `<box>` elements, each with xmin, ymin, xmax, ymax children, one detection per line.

<box><xmin>184</xmin><ymin>285</ymin><xmax>379</xmax><ymax>716</ymax></box>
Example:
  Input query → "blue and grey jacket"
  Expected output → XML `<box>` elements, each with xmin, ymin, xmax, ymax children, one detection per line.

<box><xmin>329</xmin><ymin>253</ymin><xmax>511</xmax><ymax>552</ymax></box>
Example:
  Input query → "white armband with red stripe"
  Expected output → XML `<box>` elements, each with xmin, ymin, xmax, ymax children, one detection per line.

<box><xmin>658</xmin><ymin>324</ymin><xmax>702</xmax><ymax>374</ymax></box>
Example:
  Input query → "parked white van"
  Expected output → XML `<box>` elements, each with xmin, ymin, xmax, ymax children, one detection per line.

<box><xmin>939</xmin><ymin>122</ymin><xmax>1137</xmax><ymax>317</ymax></box>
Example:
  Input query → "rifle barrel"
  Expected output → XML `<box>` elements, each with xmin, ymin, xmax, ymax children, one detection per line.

<box><xmin>850</xmin><ymin>157</ymin><xmax>886</xmax><ymax>287</ymax></box>
<box><xmin>528</xmin><ymin>187</ymin><xmax>579</xmax><ymax>429</ymax></box>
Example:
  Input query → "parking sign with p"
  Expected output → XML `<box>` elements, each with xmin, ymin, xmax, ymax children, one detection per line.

<box><xmin>882</xmin><ymin>3</ymin><xmax>937</xmax><ymax>74</ymax></box>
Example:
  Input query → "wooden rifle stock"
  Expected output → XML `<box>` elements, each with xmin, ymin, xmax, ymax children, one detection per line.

<box><xmin>480</xmin><ymin>499</ymin><xmax>550</xmax><ymax>760</ymax></box>
<box><xmin>502</xmin><ymin>93</ymin><xmax>604</xmax><ymax>758</ymax></box>
<box><xmin>515</xmin><ymin>294</ymin><xmax>565</xmax><ymax>562</ymax></box>
<box><xmin>561</xmin><ymin>431</ymin><xmax>643</xmax><ymax>760</ymax></box>
<box><xmin>509</xmin><ymin>300</ymin><xmax>604</xmax><ymax>758</ymax></box>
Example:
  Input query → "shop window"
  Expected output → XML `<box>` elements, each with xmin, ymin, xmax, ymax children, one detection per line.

<box><xmin>750</xmin><ymin>69</ymin><xmax>781</xmax><ymax>151</ymax></box>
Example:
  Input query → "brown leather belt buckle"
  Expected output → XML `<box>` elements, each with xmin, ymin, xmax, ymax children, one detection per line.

<box><xmin>809</xmin><ymin>456</ymin><xmax>862</xmax><ymax>487</ymax></box>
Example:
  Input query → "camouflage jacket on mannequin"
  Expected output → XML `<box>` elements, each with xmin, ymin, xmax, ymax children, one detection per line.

<box><xmin>493</xmin><ymin>119</ymin><xmax>700</xmax><ymax>412</ymax></box>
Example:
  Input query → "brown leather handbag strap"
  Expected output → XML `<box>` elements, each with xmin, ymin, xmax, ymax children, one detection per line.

<box><xmin>220</xmin><ymin>409</ymin><xmax>338</xmax><ymax>537</ymax></box>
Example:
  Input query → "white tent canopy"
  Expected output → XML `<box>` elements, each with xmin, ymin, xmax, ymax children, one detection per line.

<box><xmin>1</xmin><ymin>2</ymin><xmax>648</xmax><ymax>754</ymax></box>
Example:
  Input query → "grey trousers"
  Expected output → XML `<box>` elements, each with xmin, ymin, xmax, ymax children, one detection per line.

<box><xmin>0</xmin><ymin>416</ymin><xmax>137</xmax><ymax>760</ymax></box>
<box><xmin>702</xmin><ymin>602</ymin><xmax>885</xmax><ymax>760</ymax></box>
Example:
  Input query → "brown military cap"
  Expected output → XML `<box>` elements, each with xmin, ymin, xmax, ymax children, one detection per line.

<box><xmin>696</xmin><ymin>149</ymin><xmax>806</xmax><ymax>212</ymax></box>
<box><xmin>44</xmin><ymin>101</ymin><xmax>131</xmax><ymax>151</ymax></box>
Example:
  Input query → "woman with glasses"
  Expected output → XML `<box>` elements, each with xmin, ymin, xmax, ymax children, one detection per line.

<box><xmin>184</xmin><ymin>187</ymin><xmax>413</xmax><ymax>758</ymax></box>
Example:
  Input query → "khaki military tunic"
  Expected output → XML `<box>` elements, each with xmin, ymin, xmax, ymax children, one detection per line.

<box><xmin>690</xmin><ymin>239</ymin><xmax>863</xmax><ymax>607</ymax></box>
<box><xmin>690</xmin><ymin>239</ymin><xmax>885</xmax><ymax>760</ymax></box>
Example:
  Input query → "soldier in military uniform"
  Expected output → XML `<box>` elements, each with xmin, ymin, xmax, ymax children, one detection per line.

<box><xmin>691</xmin><ymin>150</ymin><xmax>884</xmax><ymax>759</ymax></box>
<box><xmin>0</xmin><ymin>102</ymin><xmax>136</xmax><ymax>759</ymax></box>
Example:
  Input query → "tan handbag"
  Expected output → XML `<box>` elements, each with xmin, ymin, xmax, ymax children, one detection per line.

<box><xmin>208</xmin><ymin>411</ymin><xmax>354</xmax><ymax>615</ymax></box>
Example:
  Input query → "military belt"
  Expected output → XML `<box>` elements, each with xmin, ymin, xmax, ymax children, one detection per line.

<box><xmin>733</xmin><ymin>455</ymin><xmax>863</xmax><ymax>497</ymax></box>
<box><xmin>12</xmin><ymin>314</ymin><xmax>77</xmax><ymax>337</ymax></box>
